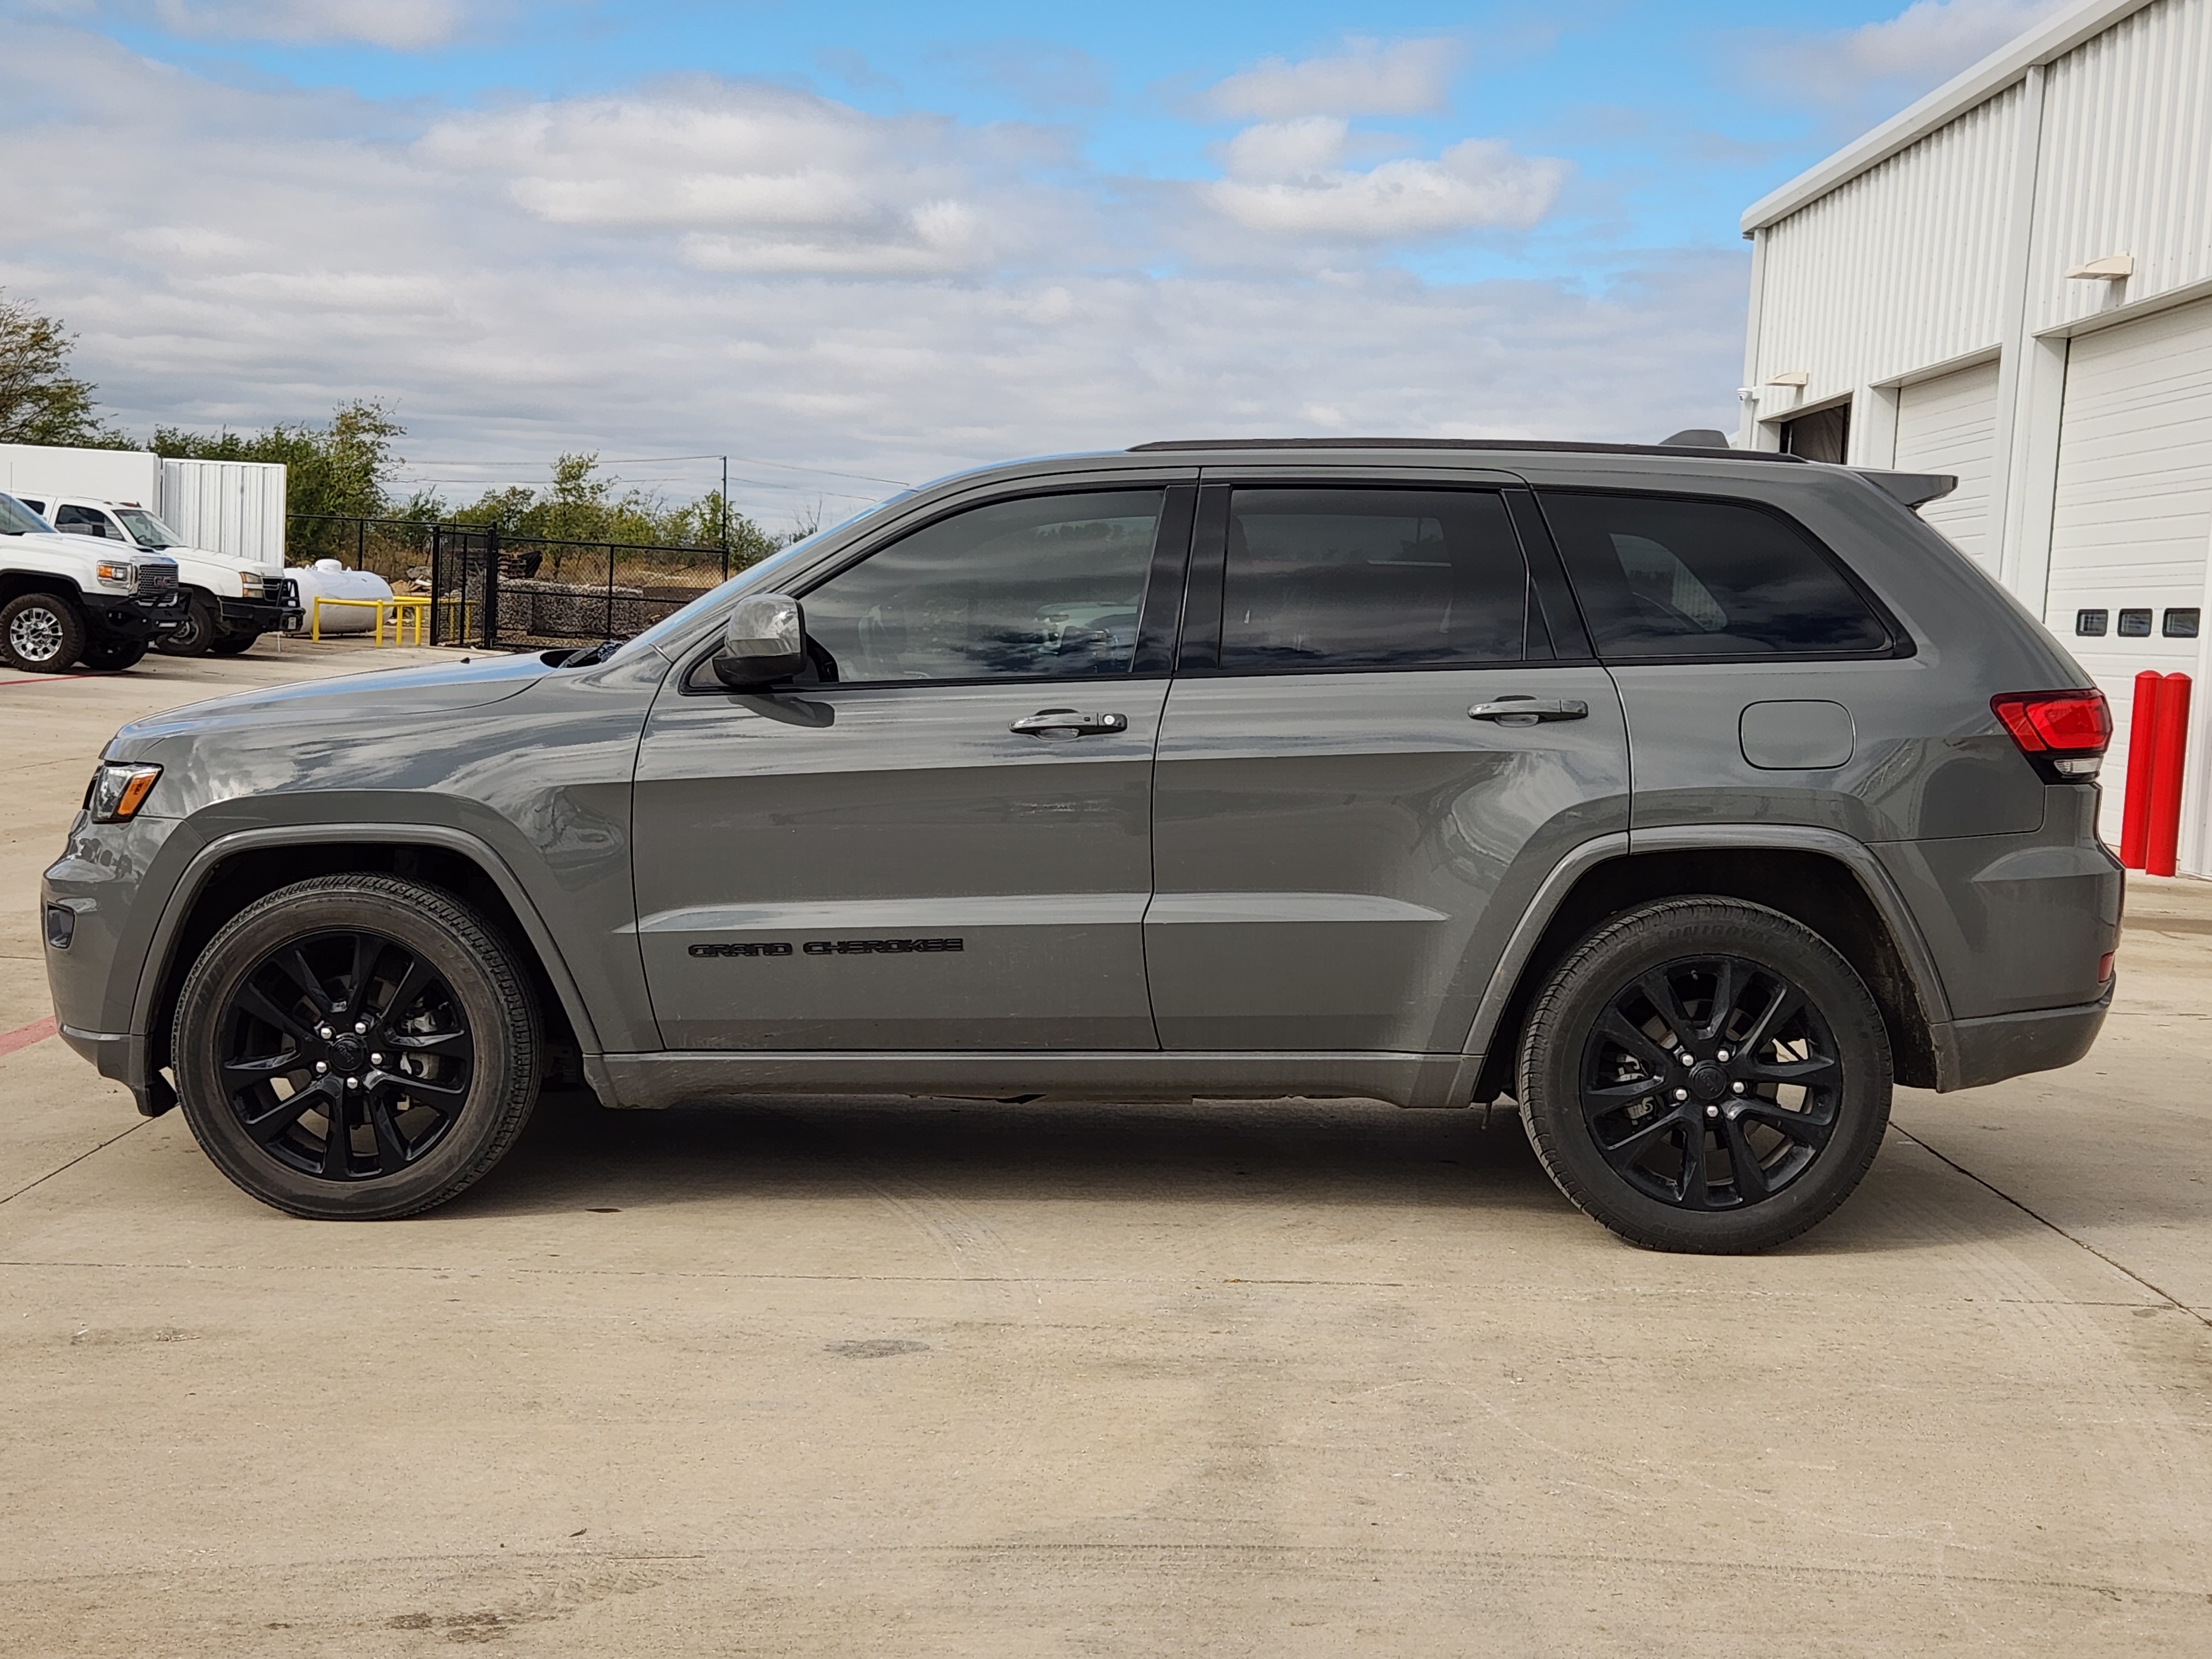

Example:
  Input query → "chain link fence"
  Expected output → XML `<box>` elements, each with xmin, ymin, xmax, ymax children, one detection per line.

<box><xmin>288</xmin><ymin>515</ymin><xmax>738</xmax><ymax>650</ymax></box>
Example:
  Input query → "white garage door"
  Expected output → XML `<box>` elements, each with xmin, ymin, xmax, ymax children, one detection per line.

<box><xmin>1893</xmin><ymin>359</ymin><xmax>2001</xmax><ymax>569</ymax></box>
<box><xmin>2047</xmin><ymin>296</ymin><xmax>2212</xmax><ymax>865</ymax></box>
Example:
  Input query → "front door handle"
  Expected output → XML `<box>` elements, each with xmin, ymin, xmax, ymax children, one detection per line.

<box><xmin>1010</xmin><ymin>708</ymin><xmax>1130</xmax><ymax>738</ymax></box>
<box><xmin>1469</xmin><ymin>697</ymin><xmax>1589</xmax><ymax>725</ymax></box>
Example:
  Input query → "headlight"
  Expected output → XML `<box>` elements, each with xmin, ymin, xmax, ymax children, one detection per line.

<box><xmin>84</xmin><ymin>762</ymin><xmax>163</xmax><ymax>823</ymax></box>
<box><xmin>95</xmin><ymin>559</ymin><xmax>133</xmax><ymax>592</ymax></box>
<box><xmin>239</xmin><ymin>571</ymin><xmax>265</xmax><ymax>598</ymax></box>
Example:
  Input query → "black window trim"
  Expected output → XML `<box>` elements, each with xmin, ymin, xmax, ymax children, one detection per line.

<box><xmin>1174</xmin><ymin>478</ymin><xmax>1583</xmax><ymax>679</ymax></box>
<box><xmin>679</xmin><ymin>479</ymin><xmax>1194</xmax><ymax>696</ymax></box>
<box><xmin>1533</xmin><ymin>485</ymin><xmax>1917</xmax><ymax>666</ymax></box>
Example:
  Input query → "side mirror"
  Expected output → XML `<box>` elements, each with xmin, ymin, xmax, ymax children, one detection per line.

<box><xmin>713</xmin><ymin>592</ymin><xmax>807</xmax><ymax>689</ymax></box>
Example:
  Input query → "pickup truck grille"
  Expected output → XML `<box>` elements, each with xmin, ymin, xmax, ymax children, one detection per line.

<box><xmin>134</xmin><ymin>564</ymin><xmax>178</xmax><ymax>596</ymax></box>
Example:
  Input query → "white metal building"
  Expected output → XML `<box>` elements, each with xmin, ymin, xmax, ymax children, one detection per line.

<box><xmin>0</xmin><ymin>442</ymin><xmax>286</xmax><ymax>564</ymax></box>
<box><xmin>1738</xmin><ymin>0</ymin><xmax>2212</xmax><ymax>874</ymax></box>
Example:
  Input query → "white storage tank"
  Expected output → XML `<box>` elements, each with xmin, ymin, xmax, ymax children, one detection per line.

<box><xmin>289</xmin><ymin>558</ymin><xmax>393</xmax><ymax>634</ymax></box>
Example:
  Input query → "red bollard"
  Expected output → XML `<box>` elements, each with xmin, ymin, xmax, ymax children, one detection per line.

<box><xmin>2145</xmin><ymin>672</ymin><xmax>2193</xmax><ymax>878</ymax></box>
<box><xmin>2120</xmin><ymin>669</ymin><xmax>2165</xmax><ymax>868</ymax></box>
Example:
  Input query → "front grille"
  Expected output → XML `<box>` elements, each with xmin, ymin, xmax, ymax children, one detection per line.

<box><xmin>134</xmin><ymin>564</ymin><xmax>178</xmax><ymax>596</ymax></box>
<box><xmin>275</xmin><ymin>577</ymin><xmax>299</xmax><ymax>606</ymax></box>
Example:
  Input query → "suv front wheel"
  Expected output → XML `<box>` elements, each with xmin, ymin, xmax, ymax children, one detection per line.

<box><xmin>1517</xmin><ymin>898</ymin><xmax>1892</xmax><ymax>1254</ymax></box>
<box><xmin>173</xmin><ymin>874</ymin><xmax>542</xmax><ymax>1219</ymax></box>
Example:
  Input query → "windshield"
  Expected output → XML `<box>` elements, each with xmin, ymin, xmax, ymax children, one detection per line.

<box><xmin>608</xmin><ymin>492</ymin><xmax>919</xmax><ymax>663</ymax></box>
<box><xmin>114</xmin><ymin>507</ymin><xmax>185</xmax><ymax>549</ymax></box>
<box><xmin>0</xmin><ymin>494</ymin><xmax>52</xmax><ymax>536</ymax></box>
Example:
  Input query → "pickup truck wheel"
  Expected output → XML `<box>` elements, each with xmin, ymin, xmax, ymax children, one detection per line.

<box><xmin>205</xmin><ymin>630</ymin><xmax>260</xmax><ymax>655</ymax></box>
<box><xmin>173</xmin><ymin>875</ymin><xmax>542</xmax><ymax>1220</ymax></box>
<box><xmin>155</xmin><ymin>591</ymin><xmax>221</xmax><ymax>656</ymax></box>
<box><xmin>1517</xmin><ymin>898</ymin><xmax>1891</xmax><ymax>1254</ymax></box>
<box><xmin>77</xmin><ymin>637</ymin><xmax>148</xmax><ymax>671</ymax></box>
<box><xmin>0</xmin><ymin>592</ymin><xmax>86</xmax><ymax>672</ymax></box>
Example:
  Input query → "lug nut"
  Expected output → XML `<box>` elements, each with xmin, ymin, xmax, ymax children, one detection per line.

<box><xmin>1717</xmin><ymin>1049</ymin><xmax>1731</xmax><ymax>1062</ymax></box>
<box><xmin>1674</xmin><ymin>1088</ymin><xmax>1689</xmax><ymax>1101</ymax></box>
<box><xmin>346</xmin><ymin>1077</ymin><xmax>360</xmax><ymax>1089</ymax></box>
<box><xmin>313</xmin><ymin>1061</ymin><xmax>328</xmax><ymax>1075</ymax></box>
<box><xmin>1677</xmin><ymin>1051</ymin><xmax>1692</xmax><ymax>1065</ymax></box>
<box><xmin>317</xmin><ymin>1026</ymin><xmax>332</xmax><ymax>1040</ymax></box>
<box><xmin>1732</xmin><ymin>1082</ymin><xmax>1745</xmax><ymax>1094</ymax></box>
<box><xmin>354</xmin><ymin>1021</ymin><xmax>368</xmax><ymax>1035</ymax></box>
<box><xmin>369</xmin><ymin>1053</ymin><xmax>383</xmax><ymax>1067</ymax></box>
<box><xmin>1705</xmin><ymin>1104</ymin><xmax>1719</xmax><ymax>1118</ymax></box>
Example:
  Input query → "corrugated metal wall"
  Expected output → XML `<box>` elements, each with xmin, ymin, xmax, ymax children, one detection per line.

<box><xmin>1752</xmin><ymin>84</ymin><xmax>2022</xmax><ymax>406</ymax></box>
<box><xmin>1893</xmin><ymin>359</ymin><xmax>2004</xmax><ymax>567</ymax></box>
<box><xmin>2031</xmin><ymin>0</ymin><xmax>2212</xmax><ymax>334</ymax></box>
<box><xmin>159</xmin><ymin>459</ymin><xmax>286</xmax><ymax>564</ymax></box>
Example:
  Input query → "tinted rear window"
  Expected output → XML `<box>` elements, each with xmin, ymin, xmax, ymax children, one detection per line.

<box><xmin>1542</xmin><ymin>492</ymin><xmax>1889</xmax><ymax>659</ymax></box>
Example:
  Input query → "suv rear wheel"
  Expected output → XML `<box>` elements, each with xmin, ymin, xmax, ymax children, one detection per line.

<box><xmin>1</xmin><ymin>591</ymin><xmax>86</xmax><ymax>672</ymax></box>
<box><xmin>1517</xmin><ymin>898</ymin><xmax>1891</xmax><ymax>1253</ymax></box>
<box><xmin>173</xmin><ymin>875</ymin><xmax>542</xmax><ymax>1219</ymax></box>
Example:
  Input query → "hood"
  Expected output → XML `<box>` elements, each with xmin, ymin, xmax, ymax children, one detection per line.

<box><xmin>109</xmin><ymin>651</ymin><xmax>552</xmax><ymax>752</ymax></box>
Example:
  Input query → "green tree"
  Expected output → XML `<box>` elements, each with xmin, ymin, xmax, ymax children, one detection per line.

<box><xmin>152</xmin><ymin>399</ymin><xmax>406</xmax><ymax>522</ymax></box>
<box><xmin>0</xmin><ymin>290</ymin><xmax>126</xmax><ymax>447</ymax></box>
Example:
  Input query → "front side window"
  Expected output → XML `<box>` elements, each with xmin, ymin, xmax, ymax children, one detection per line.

<box><xmin>800</xmin><ymin>490</ymin><xmax>1161</xmax><ymax>684</ymax></box>
<box><xmin>1542</xmin><ymin>491</ymin><xmax>1890</xmax><ymax>659</ymax></box>
<box><xmin>1220</xmin><ymin>488</ymin><xmax>1528</xmax><ymax>671</ymax></box>
<box><xmin>54</xmin><ymin>504</ymin><xmax>124</xmax><ymax>541</ymax></box>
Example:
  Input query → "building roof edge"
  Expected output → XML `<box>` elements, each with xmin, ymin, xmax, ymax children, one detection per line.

<box><xmin>1739</xmin><ymin>0</ymin><xmax>2161</xmax><ymax>236</ymax></box>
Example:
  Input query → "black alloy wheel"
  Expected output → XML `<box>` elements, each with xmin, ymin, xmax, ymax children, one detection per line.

<box><xmin>215</xmin><ymin>929</ymin><xmax>476</xmax><ymax>1181</ymax></box>
<box><xmin>1578</xmin><ymin>956</ymin><xmax>1839</xmax><ymax>1211</ymax></box>
<box><xmin>1517</xmin><ymin>898</ymin><xmax>1891</xmax><ymax>1254</ymax></box>
<box><xmin>174</xmin><ymin>875</ymin><xmax>541</xmax><ymax>1219</ymax></box>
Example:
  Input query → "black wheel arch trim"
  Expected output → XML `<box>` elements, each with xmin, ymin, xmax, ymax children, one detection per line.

<box><xmin>1460</xmin><ymin>825</ymin><xmax>1957</xmax><ymax>1084</ymax></box>
<box><xmin>123</xmin><ymin>823</ymin><xmax>607</xmax><ymax>1108</ymax></box>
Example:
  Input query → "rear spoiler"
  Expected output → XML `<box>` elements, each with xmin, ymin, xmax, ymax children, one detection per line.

<box><xmin>1854</xmin><ymin>469</ymin><xmax>1958</xmax><ymax>509</ymax></box>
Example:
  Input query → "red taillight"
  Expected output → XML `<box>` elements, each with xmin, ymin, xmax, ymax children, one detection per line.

<box><xmin>1993</xmin><ymin>690</ymin><xmax>2112</xmax><ymax>779</ymax></box>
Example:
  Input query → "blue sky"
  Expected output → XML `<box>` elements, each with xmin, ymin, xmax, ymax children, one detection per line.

<box><xmin>2</xmin><ymin>0</ymin><xmax>2068</xmax><ymax>524</ymax></box>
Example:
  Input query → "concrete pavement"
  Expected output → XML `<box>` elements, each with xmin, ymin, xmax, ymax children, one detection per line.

<box><xmin>2</xmin><ymin>645</ymin><xmax>2208</xmax><ymax>1656</ymax></box>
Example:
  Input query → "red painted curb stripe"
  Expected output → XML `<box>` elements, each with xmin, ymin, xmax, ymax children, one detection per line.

<box><xmin>0</xmin><ymin>674</ymin><xmax>102</xmax><ymax>687</ymax></box>
<box><xmin>0</xmin><ymin>1017</ymin><xmax>60</xmax><ymax>1058</ymax></box>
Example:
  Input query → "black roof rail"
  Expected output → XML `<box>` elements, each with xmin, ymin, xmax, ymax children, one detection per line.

<box><xmin>1126</xmin><ymin>437</ymin><xmax>1804</xmax><ymax>464</ymax></box>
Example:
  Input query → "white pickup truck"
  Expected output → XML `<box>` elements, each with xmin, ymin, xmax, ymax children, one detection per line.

<box><xmin>0</xmin><ymin>492</ymin><xmax>186</xmax><ymax>671</ymax></box>
<box><xmin>12</xmin><ymin>493</ymin><xmax>300</xmax><ymax>656</ymax></box>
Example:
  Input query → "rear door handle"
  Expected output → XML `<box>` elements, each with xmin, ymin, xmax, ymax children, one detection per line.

<box><xmin>1469</xmin><ymin>698</ymin><xmax>1589</xmax><ymax>724</ymax></box>
<box><xmin>1010</xmin><ymin>708</ymin><xmax>1129</xmax><ymax>737</ymax></box>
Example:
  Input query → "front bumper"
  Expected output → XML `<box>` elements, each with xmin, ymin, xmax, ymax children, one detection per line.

<box><xmin>81</xmin><ymin>589</ymin><xmax>187</xmax><ymax>641</ymax></box>
<box><xmin>217</xmin><ymin>595</ymin><xmax>304</xmax><ymax>636</ymax></box>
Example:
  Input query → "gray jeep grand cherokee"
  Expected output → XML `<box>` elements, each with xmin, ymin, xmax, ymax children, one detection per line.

<box><xmin>41</xmin><ymin>439</ymin><xmax>2122</xmax><ymax>1251</ymax></box>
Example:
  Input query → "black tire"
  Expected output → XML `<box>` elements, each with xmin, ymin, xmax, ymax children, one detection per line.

<box><xmin>77</xmin><ymin>637</ymin><xmax>148</xmax><ymax>672</ymax></box>
<box><xmin>1</xmin><ymin>591</ymin><xmax>87</xmax><ymax>673</ymax></box>
<box><xmin>1517</xmin><ymin>898</ymin><xmax>1891</xmax><ymax>1254</ymax></box>
<box><xmin>155</xmin><ymin>591</ymin><xmax>221</xmax><ymax>656</ymax></box>
<box><xmin>173</xmin><ymin>874</ymin><xmax>542</xmax><ymax>1220</ymax></box>
<box><xmin>205</xmin><ymin>630</ymin><xmax>260</xmax><ymax>656</ymax></box>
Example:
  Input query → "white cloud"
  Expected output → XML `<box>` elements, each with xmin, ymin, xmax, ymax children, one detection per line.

<box><xmin>0</xmin><ymin>23</ymin><xmax>1742</xmax><ymax>521</ymax></box>
<box><xmin>1206</xmin><ymin>117</ymin><xmax>1567</xmax><ymax>240</ymax></box>
<box><xmin>418</xmin><ymin>84</ymin><xmax>1054</xmax><ymax>275</ymax></box>
<box><xmin>150</xmin><ymin>0</ymin><xmax>479</xmax><ymax>49</ymax></box>
<box><xmin>1205</xmin><ymin>35</ymin><xmax>1463</xmax><ymax>119</ymax></box>
<box><xmin>1759</xmin><ymin>0</ymin><xmax>2075</xmax><ymax>109</ymax></box>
